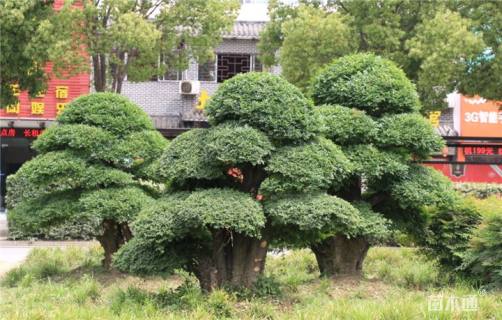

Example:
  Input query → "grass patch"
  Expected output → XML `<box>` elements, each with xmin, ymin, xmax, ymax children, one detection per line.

<box><xmin>364</xmin><ymin>247</ymin><xmax>442</xmax><ymax>289</ymax></box>
<box><xmin>0</xmin><ymin>246</ymin><xmax>500</xmax><ymax>319</ymax></box>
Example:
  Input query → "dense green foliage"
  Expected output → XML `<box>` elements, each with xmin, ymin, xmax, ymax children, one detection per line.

<box><xmin>205</xmin><ymin>72</ymin><xmax>320</xmax><ymax>143</ymax></box>
<box><xmin>116</xmin><ymin>72</ymin><xmax>379</xmax><ymax>288</ymax></box>
<box><xmin>463</xmin><ymin>214</ymin><xmax>502</xmax><ymax>289</ymax></box>
<box><xmin>206</xmin><ymin>124</ymin><xmax>274</xmax><ymax>166</ymax></box>
<box><xmin>376</xmin><ymin>114</ymin><xmax>444</xmax><ymax>159</ymax></box>
<box><xmin>7</xmin><ymin>94</ymin><xmax>165</xmax><ymax>258</ymax></box>
<box><xmin>312</xmin><ymin>54</ymin><xmax>420</xmax><ymax>116</ymax></box>
<box><xmin>390</xmin><ymin>166</ymin><xmax>456</xmax><ymax>210</ymax></box>
<box><xmin>460</xmin><ymin>196</ymin><xmax>502</xmax><ymax>289</ymax></box>
<box><xmin>318</xmin><ymin>105</ymin><xmax>377</xmax><ymax>146</ymax></box>
<box><xmin>7</xmin><ymin>193</ymin><xmax>99</xmax><ymax>240</ymax></box>
<box><xmin>41</xmin><ymin>0</ymin><xmax>238</xmax><ymax>93</ymax></box>
<box><xmin>0</xmin><ymin>0</ymin><xmax>56</xmax><ymax>106</ymax></box>
<box><xmin>56</xmin><ymin>94</ymin><xmax>154</xmax><ymax>136</ymax></box>
<box><xmin>310</xmin><ymin>54</ymin><xmax>470</xmax><ymax>278</ymax></box>
<box><xmin>422</xmin><ymin>199</ymin><xmax>482</xmax><ymax>271</ymax></box>
<box><xmin>159</xmin><ymin>129</ymin><xmax>224</xmax><ymax>185</ymax></box>
<box><xmin>279</xmin><ymin>6</ymin><xmax>355</xmax><ymax>93</ymax></box>
<box><xmin>261</xmin><ymin>138</ymin><xmax>352</xmax><ymax>194</ymax></box>
<box><xmin>259</xmin><ymin>1</ymin><xmax>500</xmax><ymax>111</ymax></box>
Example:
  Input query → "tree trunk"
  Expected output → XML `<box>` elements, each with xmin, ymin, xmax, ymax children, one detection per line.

<box><xmin>194</xmin><ymin>231</ymin><xmax>269</xmax><ymax>292</ymax></box>
<box><xmin>92</xmin><ymin>54</ymin><xmax>107</xmax><ymax>92</ymax></box>
<box><xmin>311</xmin><ymin>235</ymin><xmax>369</xmax><ymax>277</ymax></box>
<box><xmin>96</xmin><ymin>219</ymin><xmax>131</xmax><ymax>269</ymax></box>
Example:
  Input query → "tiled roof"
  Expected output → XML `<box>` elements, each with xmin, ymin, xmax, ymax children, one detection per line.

<box><xmin>223</xmin><ymin>21</ymin><xmax>266</xmax><ymax>39</ymax></box>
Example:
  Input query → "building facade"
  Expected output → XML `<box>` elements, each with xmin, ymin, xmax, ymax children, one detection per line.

<box><xmin>121</xmin><ymin>21</ymin><xmax>276</xmax><ymax>136</ymax></box>
<box><xmin>425</xmin><ymin>94</ymin><xmax>502</xmax><ymax>183</ymax></box>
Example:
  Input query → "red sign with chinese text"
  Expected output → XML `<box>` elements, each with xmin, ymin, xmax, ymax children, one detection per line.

<box><xmin>0</xmin><ymin>62</ymin><xmax>89</xmax><ymax>119</ymax></box>
<box><xmin>0</xmin><ymin>0</ymin><xmax>89</xmax><ymax>120</ymax></box>
<box><xmin>0</xmin><ymin>128</ymin><xmax>44</xmax><ymax>138</ymax></box>
<box><xmin>463</xmin><ymin>146</ymin><xmax>502</xmax><ymax>156</ymax></box>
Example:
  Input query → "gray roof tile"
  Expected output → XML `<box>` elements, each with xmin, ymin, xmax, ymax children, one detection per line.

<box><xmin>223</xmin><ymin>21</ymin><xmax>266</xmax><ymax>39</ymax></box>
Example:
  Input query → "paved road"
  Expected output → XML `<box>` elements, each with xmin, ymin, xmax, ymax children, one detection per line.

<box><xmin>0</xmin><ymin>240</ymin><xmax>96</xmax><ymax>276</ymax></box>
<box><xmin>0</xmin><ymin>247</ymin><xmax>31</xmax><ymax>275</ymax></box>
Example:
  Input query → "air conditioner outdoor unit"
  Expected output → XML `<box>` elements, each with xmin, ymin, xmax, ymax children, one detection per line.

<box><xmin>179</xmin><ymin>80</ymin><xmax>200</xmax><ymax>95</ymax></box>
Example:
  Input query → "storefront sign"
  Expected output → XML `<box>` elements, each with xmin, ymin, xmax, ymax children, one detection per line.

<box><xmin>0</xmin><ymin>128</ymin><xmax>44</xmax><ymax>138</ymax></box>
<box><xmin>460</xmin><ymin>96</ymin><xmax>502</xmax><ymax>137</ymax></box>
<box><xmin>463</xmin><ymin>146</ymin><xmax>502</xmax><ymax>156</ymax></box>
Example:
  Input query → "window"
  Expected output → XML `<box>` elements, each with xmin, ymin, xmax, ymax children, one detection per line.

<box><xmin>217</xmin><ymin>54</ymin><xmax>250</xmax><ymax>82</ymax></box>
<box><xmin>160</xmin><ymin>68</ymin><xmax>183</xmax><ymax>81</ymax></box>
<box><xmin>150</xmin><ymin>54</ymin><xmax>184</xmax><ymax>81</ymax></box>
<box><xmin>198</xmin><ymin>54</ymin><xmax>263</xmax><ymax>82</ymax></box>
<box><xmin>198</xmin><ymin>59</ymin><xmax>216</xmax><ymax>82</ymax></box>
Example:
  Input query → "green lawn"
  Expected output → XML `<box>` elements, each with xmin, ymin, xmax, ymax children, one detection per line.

<box><xmin>0</xmin><ymin>246</ymin><xmax>500</xmax><ymax>319</ymax></box>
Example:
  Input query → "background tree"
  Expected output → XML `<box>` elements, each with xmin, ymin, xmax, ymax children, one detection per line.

<box><xmin>0</xmin><ymin>0</ymin><xmax>56</xmax><ymax>106</ymax></box>
<box><xmin>114</xmin><ymin>72</ymin><xmax>380</xmax><ymax>290</ymax></box>
<box><xmin>279</xmin><ymin>6</ymin><xmax>355</xmax><ymax>93</ymax></box>
<box><xmin>51</xmin><ymin>0</ymin><xmax>239</xmax><ymax>93</ymax></box>
<box><xmin>259</xmin><ymin>0</ymin><xmax>494</xmax><ymax>112</ymax></box>
<box><xmin>7</xmin><ymin>93</ymin><xmax>167</xmax><ymax>268</ymax></box>
<box><xmin>309</xmin><ymin>53</ymin><xmax>460</xmax><ymax>276</ymax></box>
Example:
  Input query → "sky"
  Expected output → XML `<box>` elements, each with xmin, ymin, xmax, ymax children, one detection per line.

<box><xmin>237</xmin><ymin>1</ymin><xmax>270</xmax><ymax>21</ymax></box>
<box><xmin>237</xmin><ymin>0</ymin><xmax>299</xmax><ymax>21</ymax></box>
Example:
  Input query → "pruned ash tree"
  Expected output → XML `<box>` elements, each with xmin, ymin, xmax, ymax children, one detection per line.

<box><xmin>6</xmin><ymin>93</ymin><xmax>167</xmax><ymax>268</ymax></box>
<box><xmin>115</xmin><ymin>72</ymin><xmax>383</xmax><ymax>290</ymax></box>
<box><xmin>309</xmin><ymin>53</ymin><xmax>458</xmax><ymax>276</ymax></box>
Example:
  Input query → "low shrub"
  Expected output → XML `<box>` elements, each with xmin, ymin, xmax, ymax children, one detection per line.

<box><xmin>7</xmin><ymin>214</ymin><xmax>99</xmax><ymax>240</ymax></box>
<box><xmin>461</xmin><ymin>196</ymin><xmax>502</xmax><ymax>289</ymax></box>
<box><xmin>421</xmin><ymin>198</ymin><xmax>482</xmax><ymax>271</ymax></box>
<box><xmin>454</xmin><ymin>183</ymin><xmax>502</xmax><ymax>199</ymax></box>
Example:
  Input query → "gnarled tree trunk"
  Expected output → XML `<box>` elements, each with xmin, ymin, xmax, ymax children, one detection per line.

<box><xmin>194</xmin><ymin>230</ymin><xmax>269</xmax><ymax>292</ymax></box>
<box><xmin>96</xmin><ymin>219</ymin><xmax>133</xmax><ymax>269</ymax></box>
<box><xmin>311</xmin><ymin>235</ymin><xmax>369</xmax><ymax>277</ymax></box>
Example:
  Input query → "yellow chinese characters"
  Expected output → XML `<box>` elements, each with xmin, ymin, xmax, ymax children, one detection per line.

<box><xmin>56</xmin><ymin>103</ymin><xmax>66</xmax><ymax>115</ymax></box>
<box><xmin>6</xmin><ymin>103</ymin><xmax>20</xmax><ymax>114</ymax></box>
<box><xmin>11</xmin><ymin>84</ymin><xmax>20</xmax><ymax>97</ymax></box>
<box><xmin>31</xmin><ymin>102</ymin><xmax>45</xmax><ymax>115</ymax></box>
<box><xmin>55</xmin><ymin>86</ymin><xmax>69</xmax><ymax>99</ymax></box>
<box><xmin>428</xmin><ymin>111</ymin><xmax>441</xmax><ymax>128</ymax></box>
<box><xmin>196</xmin><ymin>90</ymin><xmax>210</xmax><ymax>111</ymax></box>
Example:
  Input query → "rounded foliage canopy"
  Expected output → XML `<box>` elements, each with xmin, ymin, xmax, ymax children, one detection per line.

<box><xmin>158</xmin><ymin>129</ymin><xmax>223</xmax><ymax>184</ymax></box>
<box><xmin>260</xmin><ymin>137</ymin><xmax>352</xmax><ymax>194</ymax></box>
<box><xmin>129</xmin><ymin>188</ymin><xmax>265</xmax><ymax>246</ymax></box>
<box><xmin>376</xmin><ymin>113</ymin><xmax>444</xmax><ymax>158</ymax></box>
<box><xmin>205</xmin><ymin>72</ymin><xmax>320</xmax><ymax>143</ymax></box>
<box><xmin>311</xmin><ymin>53</ymin><xmax>421</xmax><ymax>117</ymax></box>
<box><xmin>57</xmin><ymin>92</ymin><xmax>154</xmax><ymax>136</ymax></box>
<box><xmin>79</xmin><ymin>187</ymin><xmax>154</xmax><ymax>224</ymax></box>
<box><xmin>391</xmin><ymin>166</ymin><xmax>457</xmax><ymax>210</ymax></box>
<box><xmin>206</xmin><ymin>123</ymin><xmax>274</xmax><ymax>166</ymax></box>
<box><xmin>318</xmin><ymin>104</ymin><xmax>377</xmax><ymax>145</ymax></box>
<box><xmin>7</xmin><ymin>93</ymin><xmax>162</xmax><ymax>236</ymax></box>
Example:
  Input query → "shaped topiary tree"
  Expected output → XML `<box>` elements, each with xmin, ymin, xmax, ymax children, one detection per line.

<box><xmin>115</xmin><ymin>73</ymin><xmax>382</xmax><ymax>290</ymax></box>
<box><xmin>309</xmin><ymin>53</ymin><xmax>457</xmax><ymax>276</ymax></box>
<box><xmin>7</xmin><ymin>93</ymin><xmax>167</xmax><ymax>268</ymax></box>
